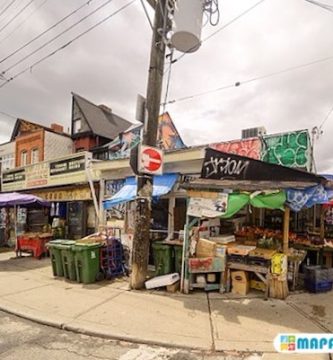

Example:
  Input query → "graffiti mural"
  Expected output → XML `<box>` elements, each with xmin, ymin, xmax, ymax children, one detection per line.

<box><xmin>107</xmin><ymin>113</ymin><xmax>185</xmax><ymax>160</ymax></box>
<box><xmin>261</xmin><ymin>130</ymin><xmax>311</xmax><ymax>171</ymax></box>
<box><xmin>210</xmin><ymin>138</ymin><xmax>261</xmax><ymax>160</ymax></box>
<box><xmin>157</xmin><ymin>112</ymin><xmax>185</xmax><ymax>150</ymax></box>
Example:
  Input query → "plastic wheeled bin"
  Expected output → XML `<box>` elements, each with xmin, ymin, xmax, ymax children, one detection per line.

<box><xmin>173</xmin><ymin>245</ymin><xmax>183</xmax><ymax>274</ymax></box>
<box><xmin>46</xmin><ymin>240</ymin><xmax>65</xmax><ymax>277</ymax></box>
<box><xmin>152</xmin><ymin>242</ymin><xmax>174</xmax><ymax>276</ymax></box>
<box><xmin>74</xmin><ymin>243</ymin><xmax>102</xmax><ymax>284</ymax></box>
<box><xmin>58</xmin><ymin>240</ymin><xmax>76</xmax><ymax>281</ymax></box>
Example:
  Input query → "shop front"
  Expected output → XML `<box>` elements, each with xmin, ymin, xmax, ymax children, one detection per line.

<box><xmin>1</xmin><ymin>152</ymin><xmax>100</xmax><ymax>241</ymax></box>
<box><xmin>177</xmin><ymin>148</ymin><xmax>333</xmax><ymax>298</ymax></box>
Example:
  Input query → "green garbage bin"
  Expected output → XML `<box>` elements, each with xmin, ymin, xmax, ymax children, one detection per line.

<box><xmin>152</xmin><ymin>242</ymin><xmax>174</xmax><ymax>276</ymax></box>
<box><xmin>174</xmin><ymin>245</ymin><xmax>183</xmax><ymax>274</ymax></box>
<box><xmin>46</xmin><ymin>240</ymin><xmax>65</xmax><ymax>277</ymax></box>
<box><xmin>58</xmin><ymin>240</ymin><xmax>76</xmax><ymax>281</ymax></box>
<box><xmin>74</xmin><ymin>243</ymin><xmax>102</xmax><ymax>284</ymax></box>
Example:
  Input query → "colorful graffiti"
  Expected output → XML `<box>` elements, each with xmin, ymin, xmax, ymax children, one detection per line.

<box><xmin>261</xmin><ymin>130</ymin><xmax>310</xmax><ymax>171</ymax></box>
<box><xmin>108</xmin><ymin>112</ymin><xmax>185</xmax><ymax>160</ymax></box>
<box><xmin>210</xmin><ymin>138</ymin><xmax>261</xmax><ymax>160</ymax></box>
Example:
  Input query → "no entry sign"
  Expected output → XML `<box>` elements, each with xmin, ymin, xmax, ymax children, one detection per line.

<box><xmin>138</xmin><ymin>145</ymin><xmax>164</xmax><ymax>175</ymax></box>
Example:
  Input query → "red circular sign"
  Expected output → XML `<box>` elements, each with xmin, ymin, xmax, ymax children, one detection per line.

<box><xmin>142</xmin><ymin>147</ymin><xmax>162</xmax><ymax>172</ymax></box>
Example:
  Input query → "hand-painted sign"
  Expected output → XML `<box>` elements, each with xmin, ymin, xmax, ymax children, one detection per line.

<box><xmin>138</xmin><ymin>145</ymin><xmax>163</xmax><ymax>175</ymax></box>
<box><xmin>211</xmin><ymin>138</ymin><xmax>261</xmax><ymax>160</ymax></box>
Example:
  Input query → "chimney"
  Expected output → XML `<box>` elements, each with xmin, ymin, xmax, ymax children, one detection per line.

<box><xmin>50</xmin><ymin>123</ymin><xmax>64</xmax><ymax>133</ymax></box>
<box><xmin>98</xmin><ymin>104</ymin><xmax>112</xmax><ymax>113</ymax></box>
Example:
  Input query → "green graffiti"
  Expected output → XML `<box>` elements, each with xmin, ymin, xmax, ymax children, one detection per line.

<box><xmin>261</xmin><ymin>130</ymin><xmax>310</xmax><ymax>170</ymax></box>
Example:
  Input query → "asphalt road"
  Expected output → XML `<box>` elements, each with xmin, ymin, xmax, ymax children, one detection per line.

<box><xmin>0</xmin><ymin>310</ymin><xmax>259</xmax><ymax>360</ymax></box>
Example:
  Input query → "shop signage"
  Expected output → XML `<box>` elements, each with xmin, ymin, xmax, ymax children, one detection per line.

<box><xmin>2</xmin><ymin>152</ymin><xmax>92</xmax><ymax>192</ymax></box>
<box><xmin>201</xmin><ymin>148</ymin><xmax>323</xmax><ymax>183</ymax></box>
<box><xmin>32</xmin><ymin>186</ymin><xmax>92</xmax><ymax>202</ymax></box>
<box><xmin>187</xmin><ymin>193</ymin><xmax>229</xmax><ymax>218</ymax></box>
<box><xmin>50</xmin><ymin>156</ymin><xmax>85</xmax><ymax>176</ymax></box>
<box><xmin>2</xmin><ymin>169</ymin><xmax>25</xmax><ymax>184</ymax></box>
<box><xmin>138</xmin><ymin>145</ymin><xmax>163</xmax><ymax>175</ymax></box>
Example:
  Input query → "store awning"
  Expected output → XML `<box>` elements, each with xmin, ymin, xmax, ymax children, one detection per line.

<box><xmin>103</xmin><ymin>173</ymin><xmax>178</xmax><ymax>209</ymax></box>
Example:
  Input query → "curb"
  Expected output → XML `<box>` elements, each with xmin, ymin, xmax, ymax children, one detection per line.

<box><xmin>0</xmin><ymin>302</ymin><xmax>211</xmax><ymax>352</ymax></box>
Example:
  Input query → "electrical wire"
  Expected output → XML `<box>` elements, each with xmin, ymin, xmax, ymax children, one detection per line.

<box><xmin>139</xmin><ymin>0</ymin><xmax>153</xmax><ymax>30</ymax></box>
<box><xmin>164</xmin><ymin>54</ymin><xmax>333</xmax><ymax>105</ymax></box>
<box><xmin>0</xmin><ymin>110</ymin><xmax>16</xmax><ymax>119</ymax></box>
<box><xmin>0</xmin><ymin>0</ymin><xmax>137</xmax><ymax>89</ymax></box>
<box><xmin>0</xmin><ymin>0</ymin><xmax>18</xmax><ymax>20</ymax></box>
<box><xmin>172</xmin><ymin>0</ymin><xmax>266</xmax><ymax>64</ymax></box>
<box><xmin>304</xmin><ymin>0</ymin><xmax>333</xmax><ymax>12</ymax></box>
<box><xmin>1</xmin><ymin>0</ymin><xmax>115</xmax><ymax>75</ymax></box>
<box><xmin>0</xmin><ymin>0</ymin><xmax>96</xmax><ymax>65</ymax></box>
<box><xmin>0</xmin><ymin>0</ymin><xmax>49</xmax><ymax>45</ymax></box>
<box><xmin>0</xmin><ymin>0</ymin><xmax>35</xmax><ymax>35</ymax></box>
<box><xmin>162</xmin><ymin>49</ymin><xmax>174</xmax><ymax>113</ymax></box>
<box><xmin>319</xmin><ymin>103</ymin><xmax>333</xmax><ymax>130</ymax></box>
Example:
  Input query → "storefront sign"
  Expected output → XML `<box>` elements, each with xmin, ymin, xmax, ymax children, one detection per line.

<box><xmin>201</xmin><ymin>148</ymin><xmax>323</xmax><ymax>183</ymax></box>
<box><xmin>33</xmin><ymin>186</ymin><xmax>92</xmax><ymax>202</ymax></box>
<box><xmin>50</xmin><ymin>156</ymin><xmax>85</xmax><ymax>176</ymax></box>
<box><xmin>2</xmin><ymin>152</ymin><xmax>92</xmax><ymax>192</ymax></box>
<box><xmin>188</xmin><ymin>193</ymin><xmax>229</xmax><ymax>218</ymax></box>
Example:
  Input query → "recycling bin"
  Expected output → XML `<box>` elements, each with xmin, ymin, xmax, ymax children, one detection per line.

<box><xmin>73</xmin><ymin>243</ymin><xmax>102</xmax><ymax>284</ymax></box>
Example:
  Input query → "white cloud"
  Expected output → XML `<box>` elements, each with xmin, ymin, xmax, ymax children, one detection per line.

<box><xmin>0</xmin><ymin>0</ymin><xmax>332</xmax><ymax>172</ymax></box>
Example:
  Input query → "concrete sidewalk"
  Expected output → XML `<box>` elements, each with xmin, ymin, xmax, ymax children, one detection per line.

<box><xmin>0</xmin><ymin>251</ymin><xmax>331</xmax><ymax>358</ymax></box>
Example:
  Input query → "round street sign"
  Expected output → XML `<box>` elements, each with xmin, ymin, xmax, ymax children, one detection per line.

<box><xmin>139</xmin><ymin>145</ymin><xmax>163</xmax><ymax>175</ymax></box>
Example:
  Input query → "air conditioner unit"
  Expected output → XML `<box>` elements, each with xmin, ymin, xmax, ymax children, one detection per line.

<box><xmin>241</xmin><ymin>126</ymin><xmax>267</xmax><ymax>139</ymax></box>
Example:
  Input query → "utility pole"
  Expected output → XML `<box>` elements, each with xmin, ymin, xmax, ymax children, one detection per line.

<box><xmin>130</xmin><ymin>0</ymin><xmax>167</xmax><ymax>289</ymax></box>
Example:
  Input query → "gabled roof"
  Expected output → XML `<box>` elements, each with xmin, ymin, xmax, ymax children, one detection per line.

<box><xmin>10</xmin><ymin>118</ymin><xmax>71</xmax><ymax>141</ymax></box>
<box><xmin>72</xmin><ymin>93</ymin><xmax>132</xmax><ymax>140</ymax></box>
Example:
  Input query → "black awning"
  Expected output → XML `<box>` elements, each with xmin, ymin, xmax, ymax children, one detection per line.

<box><xmin>201</xmin><ymin>148</ymin><xmax>326</xmax><ymax>184</ymax></box>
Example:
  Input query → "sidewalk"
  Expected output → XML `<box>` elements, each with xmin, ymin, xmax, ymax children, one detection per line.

<box><xmin>0</xmin><ymin>251</ymin><xmax>331</xmax><ymax>358</ymax></box>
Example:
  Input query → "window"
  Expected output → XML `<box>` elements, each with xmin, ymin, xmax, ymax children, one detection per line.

<box><xmin>31</xmin><ymin>148</ymin><xmax>39</xmax><ymax>164</ymax></box>
<box><xmin>21</xmin><ymin>151</ymin><xmax>28</xmax><ymax>166</ymax></box>
<box><xmin>73</xmin><ymin>119</ymin><xmax>82</xmax><ymax>133</ymax></box>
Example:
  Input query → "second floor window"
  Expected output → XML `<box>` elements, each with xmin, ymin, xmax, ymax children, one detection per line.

<box><xmin>31</xmin><ymin>148</ymin><xmax>39</xmax><ymax>164</ymax></box>
<box><xmin>21</xmin><ymin>151</ymin><xmax>28</xmax><ymax>166</ymax></box>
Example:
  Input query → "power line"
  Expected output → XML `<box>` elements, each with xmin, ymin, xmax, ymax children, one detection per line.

<box><xmin>0</xmin><ymin>0</ymin><xmax>18</xmax><ymax>20</ymax></box>
<box><xmin>0</xmin><ymin>0</ymin><xmax>137</xmax><ymax>89</ymax></box>
<box><xmin>1</xmin><ymin>0</ymin><xmax>115</xmax><ymax>75</ymax></box>
<box><xmin>139</xmin><ymin>0</ymin><xmax>153</xmax><ymax>30</ymax></box>
<box><xmin>0</xmin><ymin>0</ymin><xmax>35</xmax><ymax>35</ymax></box>
<box><xmin>304</xmin><ymin>0</ymin><xmax>333</xmax><ymax>12</ymax></box>
<box><xmin>319</xmin><ymin>103</ymin><xmax>333</xmax><ymax>130</ymax></box>
<box><xmin>164</xmin><ymin>54</ymin><xmax>333</xmax><ymax>105</ymax></box>
<box><xmin>0</xmin><ymin>0</ymin><xmax>96</xmax><ymax>65</ymax></box>
<box><xmin>172</xmin><ymin>0</ymin><xmax>267</xmax><ymax>64</ymax></box>
<box><xmin>0</xmin><ymin>110</ymin><xmax>16</xmax><ymax>119</ymax></box>
<box><xmin>0</xmin><ymin>0</ymin><xmax>49</xmax><ymax>45</ymax></box>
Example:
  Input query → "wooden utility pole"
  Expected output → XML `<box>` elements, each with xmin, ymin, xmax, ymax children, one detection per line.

<box><xmin>283</xmin><ymin>207</ymin><xmax>290</xmax><ymax>254</ymax></box>
<box><xmin>130</xmin><ymin>0</ymin><xmax>167</xmax><ymax>289</ymax></box>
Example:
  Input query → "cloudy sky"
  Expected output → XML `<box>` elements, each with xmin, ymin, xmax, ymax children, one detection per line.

<box><xmin>0</xmin><ymin>0</ymin><xmax>332</xmax><ymax>172</ymax></box>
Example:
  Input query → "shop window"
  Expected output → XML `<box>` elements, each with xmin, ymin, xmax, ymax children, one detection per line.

<box><xmin>20</xmin><ymin>150</ymin><xmax>28</xmax><ymax>166</ymax></box>
<box><xmin>31</xmin><ymin>148</ymin><xmax>39</xmax><ymax>164</ymax></box>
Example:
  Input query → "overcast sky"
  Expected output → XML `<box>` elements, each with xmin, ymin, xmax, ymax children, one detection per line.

<box><xmin>0</xmin><ymin>0</ymin><xmax>332</xmax><ymax>172</ymax></box>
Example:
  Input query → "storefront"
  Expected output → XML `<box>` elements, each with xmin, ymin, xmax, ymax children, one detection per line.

<box><xmin>179</xmin><ymin>148</ymin><xmax>333</xmax><ymax>298</ymax></box>
<box><xmin>1</xmin><ymin>152</ymin><xmax>100</xmax><ymax>240</ymax></box>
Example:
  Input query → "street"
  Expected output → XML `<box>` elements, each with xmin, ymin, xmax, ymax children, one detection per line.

<box><xmin>0</xmin><ymin>310</ymin><xmax>261</xmax><ymax>360</ymax></box>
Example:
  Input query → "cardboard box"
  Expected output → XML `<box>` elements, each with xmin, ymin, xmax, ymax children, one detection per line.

<box><xmin>166</xmin><ymin>281</ymin><xmax>180</xmax><ymax>293</ymax></box>
<box><xmin>196</xmin><ymin>238</ymin><xmax>216</xmax><ymax>258</ymax></box>
<box><xmin>250</xmin><ymin>279</ymin><xmax>265</xmax><ymax>292</ymax></box>
<box><xmin>215</xmin><ymin>244</ymin><xmax>227</xmax><ymax>258</ymax></box>
<box><xmin>231</xmin><ymin>271</ymin><xmax>250</xmax><ymax>295</ymax></box>
<box><xmin>232</xmin><ymin>281</ymin><xmax>250</xmax><ymax>295</ymax></box>
<box><xmin>231</xmin><ymin>271</ymin><xmax>249</xmax><ymax>283</ymax></box>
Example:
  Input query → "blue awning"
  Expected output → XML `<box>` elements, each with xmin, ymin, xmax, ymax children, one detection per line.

<box><xmin>103</xmin><ymin>173</ymin><xmax>178</xmax><ymax>209</ymax></box>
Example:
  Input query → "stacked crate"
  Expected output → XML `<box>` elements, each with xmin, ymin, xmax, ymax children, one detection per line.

<box><xmin>304</xmin><ymin>266</ymin><xmax>333</xmax><ymax>293</ymax></box>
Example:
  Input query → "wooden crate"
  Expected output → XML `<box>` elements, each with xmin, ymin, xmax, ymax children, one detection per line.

<box><xmin>248</xmin><ymin>248</ymin><xmax>276</xmax><ymax>260</ymax></box>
